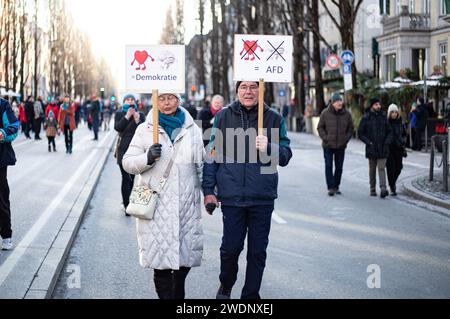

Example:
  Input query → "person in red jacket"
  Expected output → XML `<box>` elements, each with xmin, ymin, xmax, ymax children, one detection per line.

<box><xmin>58</xmin><ymin>96</ymin><xmax>76</xmax><ymax>154</ymax></box>
<box><xmin>18</xmin><ymin>102</ymin><xmax>28</xmax><ymax>137</ymax></box>
<box><xmin>46</xmin><ymin>99</ymin><xmax>60</xmax><ymax>122</ymax></box>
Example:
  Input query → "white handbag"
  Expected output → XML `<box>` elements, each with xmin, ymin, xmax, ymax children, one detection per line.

<box><xmin>126</xmin><ymin>147</ymin><xmax>178</xmax><ymax>220</ymax></box>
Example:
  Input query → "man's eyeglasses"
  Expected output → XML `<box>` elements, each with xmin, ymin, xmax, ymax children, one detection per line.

<box><xmin>238</xmin><ymin>85</ymin><xmax>258</xmax><ymax>92</ymax></box>
<box><xmin>158</xmin><ymin>95</ymin><xmax>177</xmax><ymax>102</ymax></box>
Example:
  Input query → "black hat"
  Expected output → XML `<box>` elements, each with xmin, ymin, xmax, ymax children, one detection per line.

<box><xmin>369</xmin><ymin>97</ymin><xmax>380</xmax><ymax>108</ymax></box>
<box><xmin>235</xmin><ymin>81</ymin><xmax>259</xmax><ymax>93</ymax></box>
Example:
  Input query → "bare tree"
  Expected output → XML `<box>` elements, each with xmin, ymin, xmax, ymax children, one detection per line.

<box><xmin>18</xmin><ymin>0</ymin><xmax>30</xmax><ymax>99</ymax></box>
<box><xmin>210</xmin><ymin>0</ymin><xmax>220</xmax><ymax>94</ymax></box>
<box><xmin>33</xmin><ymin>0</ymin><xmax>41</xmax><ymax>99</ymax></box>
<box><xmin>160</xmin><ymin>6</ymin><xmax>176</xmax><ymax>44</ymax></box>
<box><xmin>175</xmin><ymin>0</ymin><xmax>185</xmax><ymax>44</ymax></box>
<box><xmin>320</xmin><ymin>0</ymin><xmax>364</xmax><ymax>90</ymax></box>
<box><xmin>310</xmin><ymin>0</ymin><xmax>326</xmax><ymax>113</ymax></box>
<box><xmin>198</xmin><ymin>0</ymin><xmax>206</xmax><ymax>92</ymax></box>
<box><xmin>219</xmin><ymin>0</ymin><xmax>230</xmax><ymax>102</ymax></box>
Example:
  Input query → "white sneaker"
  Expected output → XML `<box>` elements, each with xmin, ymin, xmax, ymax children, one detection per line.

<box><xmin>2</xmin><ymin>238</ymin><xmax>13</xmax><ymax>250</ymax></box>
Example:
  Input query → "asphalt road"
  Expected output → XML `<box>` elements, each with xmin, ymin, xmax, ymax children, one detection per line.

<box><xmin>52</xmin><ymin>132</ymin><xmax>450</xmax><ymax>299</ymax></box>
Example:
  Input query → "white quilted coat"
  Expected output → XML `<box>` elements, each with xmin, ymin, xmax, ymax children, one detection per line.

<box><xmin>122</xmin><ymin>107</ymin><xmax>205</xmax><ymax>270</ymax></box>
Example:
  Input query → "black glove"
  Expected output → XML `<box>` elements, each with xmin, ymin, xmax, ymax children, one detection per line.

<box><xmin>205</xmin><ymin>203</ymin><xmax>217</xmax><ymax>215</ymax></box>
<box><xmin>147</xmin><ymin>143</ymin><xmax>162</xmax><ymax>165</ymax></box>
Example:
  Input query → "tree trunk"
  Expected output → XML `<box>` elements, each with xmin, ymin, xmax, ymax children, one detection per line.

<box><xmin>198</xmin><ymin>0</ymin><xmax>206</xmax><ymax>94</ymax></box>
<box><xmin>311</xmin><ymin>0</ymin><xmax>325</xmax><ymax>114</ymax></box>
<box><xmin>210</xmin><ymin>0</ymin><xmax>220</xmax><ymax>95</ymax></box>
<box><xmin>219</xmin><ymin>0</ymin><xmax>230</xmax><ymax>103</ymax></box>
<box><xmin>33</xmin><ymin>0</ymin><xmax>39</xmax><ymax>99</ymax></box>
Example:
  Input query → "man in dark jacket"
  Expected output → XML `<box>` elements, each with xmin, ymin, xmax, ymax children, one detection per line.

<box><xmin>114</xmin><ymin>94</ymin><xmax>146</xmax><ymax>216</ymax></box>
<box><xmin>203</xmin><ymin>81</ymin><xmax>292</xmax><ymax>299</ymax></box>
<box><xmin>90</xmin><ymin>95</ymin><xmax>101</xmax><ymax>140</ymax></box>
<box><xmin>358</xmin><ymin>98</ymin><xmax>393</xmax><ymax>198</ymax></box>
<box><xmin>317</xmin><ymin>92</ymin><xmax>354</xmax><ymax>196</ymax></box>
<box><xmin>412</xmin><ymin>97</ymin><xmax>429</xmax><ymax>151</ymax></box>
<box><xmin>0</xmin><ymin>98</ymin><xmax>19</xmax><ymax>250</ymax></box>
<box><xmin>24</xmin><ymin>96</ymin><xmax>34</xmax><ymax>139</ymax></box>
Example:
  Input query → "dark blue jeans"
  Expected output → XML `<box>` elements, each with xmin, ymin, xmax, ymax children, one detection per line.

<box><xmin>323</xmin><ymin>148</ymin><xmax>346</xmax><ymax>190</ymax></box>
<box><xmin>219</xmin><ymin>204</ymin><xmax>274</xmax><ymax>299</ymax></box>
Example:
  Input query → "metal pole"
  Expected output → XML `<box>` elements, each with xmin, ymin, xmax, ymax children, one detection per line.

<box><xmin>443</xmin><ymin>139</ymin><xmax>448</xmax><ymax>192</ymax></box>
<box><xmin>425</xmin><ymin>124</ymin><xmax>428</xmax><ymax>153</ymax></box>
<box><xmin>429</xmin><ymin>135</ymin><xmax>435</xmax><ymax>181</ymax></box>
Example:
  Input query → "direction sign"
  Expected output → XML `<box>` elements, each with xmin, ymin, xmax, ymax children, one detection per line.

<box><xmin>234</xmin><ymin>34</ymin><xmax>293</xmax><ymax>83</ymax></box>
<box><xmin>326</xmin><ymin>54</ymin><xmax>340</xmax><ymax>69</ymax></box>
<box><xmin>340</xmin><ymin>50</ymin><xmax>354</xmax><ymax>65</ymax></box>
<box><xmin>125</xmin><ymin>45</ymin><xmax>185</xmax><ymax>93</ymax></box>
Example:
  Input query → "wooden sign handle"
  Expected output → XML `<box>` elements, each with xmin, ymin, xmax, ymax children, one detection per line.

<box><xmin>258</xmin><ymin>79</ymin><xmax>264</xmax><ymax>136</ymax></box>
<box><xmin>152</xmin><ymin>89</ymin><xmax>159</xmax><ymax>144</ymax></box>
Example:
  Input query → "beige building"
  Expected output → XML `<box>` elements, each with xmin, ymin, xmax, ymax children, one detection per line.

<box><xmin>378</xmin><ymin>0</ymin><xmax>450</xmax><ymax>82</ymax></box>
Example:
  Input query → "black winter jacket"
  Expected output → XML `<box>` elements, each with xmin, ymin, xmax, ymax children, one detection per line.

<box><xmin>114</xmin><ymin>110</ymin><xmax>145</xmax><ymax>165</ymax></box>
<box><xmin>358</xmin><ymin>109</ymin><xmax>393</xmax><ymax>159</ymax></box>
<box><xmin>202</xmin><ymin>101</ymin><xmax>292</xmax><ymax>206</ymax></box>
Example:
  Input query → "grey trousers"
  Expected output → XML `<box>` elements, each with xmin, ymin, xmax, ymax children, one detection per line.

<box><xmin>369</xmin><ymin>159</ymin><xmax>387</xmax><ymax>192</ymax></box>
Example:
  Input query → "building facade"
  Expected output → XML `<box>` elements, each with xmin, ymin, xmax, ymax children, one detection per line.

<box><xmin>377</xmin><ymin>0</ymin><xmax>450</xmax><ymax>82</ymax></box>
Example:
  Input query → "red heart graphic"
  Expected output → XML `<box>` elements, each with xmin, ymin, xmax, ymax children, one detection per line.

<box><xmin>244</xmin><ymin>41</ymin><xmax>257</xmax><ymax>52</ymax></box>
<box><xmin>134</xmin><ymin>50</ymin><xmax>149</xmax><ymax>65</ymax></box>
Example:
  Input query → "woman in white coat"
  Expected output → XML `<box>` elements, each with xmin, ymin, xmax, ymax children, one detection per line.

<box><xmin>122</xmin><ymin>92</ymin><xmax>204</xmax><ymax>299</ymax></box>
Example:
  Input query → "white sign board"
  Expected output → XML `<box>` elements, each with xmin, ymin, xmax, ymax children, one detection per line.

<box><xmin>125</xmin><ymin>45</ymin><xmax>185</xmax><ymax>93</ymax></box>
<box><xmin>344</xmin><ymin>73</ymin><xmax>353</xmax><ymax>91</ymax></box>
<box><xmin>233</xmin><ymin>34</ymin><xmax>293</xmax><ymax>83</ymax></box>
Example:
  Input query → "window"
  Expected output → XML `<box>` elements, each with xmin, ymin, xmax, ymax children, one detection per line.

<box><xmin>386</xmin><ymin>53</ymin><xmax>397</xmax><ymax>82</ymax></box>
<box><xmin>409</xmin><ymin>0</ymin><xmax>415</xmax><ymax>13</ymax></box>
<box><xmin>440</xmin><ymin>0</ymin><xmax>448</xmax><ymax>16</ymax></box>
<box><xmin>439</xmin><ymin>43</ymin><xmax>447</xmax><ymax>72</ymax></box>
<box><xmin>379</xmin><ymin>0</ymin><xmax>391</xmax><ymax>14</ymax></box>
<box><xmin>422</xmin><ymin>0</ymin><xmax>430</xmax><ymax>14</ymax></box>
<box><xmin>395</xmin><ymin>0</ymin><xmax>401</xmax><ymax>15</ymax></box>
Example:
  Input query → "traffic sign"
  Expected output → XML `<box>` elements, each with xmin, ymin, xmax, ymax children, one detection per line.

<box><xmin>340</xmin><ymin>50</ymin><xmax>354</xmax><ymax>65</ymax></box>
<box><xmin>326</xmin><ymin>54</ymin><xmax>340</xmax><ymax>69</ymax></box>
<box><xmin>343</xmin><ymin>64</ymin><xmax>352</xmax><ymax>75</ymax></box>
<box><xmin>279</xmin><ymin>90</ymin><xmax>286</xmax><ymax>97</ymax></box>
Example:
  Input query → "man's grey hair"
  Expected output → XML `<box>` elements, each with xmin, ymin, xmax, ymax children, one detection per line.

<box><xmin>212</xmin><ymin>94</ymin><xmax>224</xmax><ymax>104</ymax></box>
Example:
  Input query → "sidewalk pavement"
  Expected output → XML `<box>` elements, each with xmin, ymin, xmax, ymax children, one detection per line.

<box><xmin>288</xmin><ymin>131</ymin><xmax>450</xmax><ymax>211</ymax></box>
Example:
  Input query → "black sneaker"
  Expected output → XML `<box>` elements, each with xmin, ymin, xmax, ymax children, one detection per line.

<box><xmin>328</xmin><ymin>189</ymin><xmax>335</xmax><ymax>196</ymax></box>
<box><xmin>370</xmin><ymin>191</ymin><xmax>377</xmax><ymax>197</ymax></box>
<box><xmin>380</xmin><ymin>190</ymin><xmax>389</xmax><ymax>198</ymax></box>
<box><xmin>335</xmin><ymin>189</ymin><xmax>342</xmax><ymax>195</ymax></box>
<box><xmin>216</xmin><ymin>285</ymin><xmax>231</xmax><ymax>299</ymax></box>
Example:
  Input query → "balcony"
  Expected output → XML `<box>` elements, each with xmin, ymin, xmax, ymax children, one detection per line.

<box><xmin>382</xmin><ymin>6</ymin><xmax>430</xmax><ymax>34</ymax></box>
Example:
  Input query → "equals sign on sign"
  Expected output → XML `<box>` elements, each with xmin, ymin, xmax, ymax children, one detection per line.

<box><xmin>254</xmin><ymin>67</ymin><xmax>260</xmax><ymax>71</ymax></box>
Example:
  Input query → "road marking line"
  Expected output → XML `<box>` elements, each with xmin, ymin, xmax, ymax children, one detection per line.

<box><xmin>0</xmin><ymin>131</ymin><xmax>113</xmax><ymax>288</ymax></box>
<box><xmin>272</xmin><ymin>212</ymin><xmax>287</xmax><ymax>224</ymax></box>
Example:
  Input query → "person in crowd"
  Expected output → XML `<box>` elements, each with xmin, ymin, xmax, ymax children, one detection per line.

<box><xmin>58</xmin><ymin>96</ymin><xmax>76</xmax><ymax>154</ymax></box>
<box><xmin>18</xmin><ymin>101</ymin><xmax>27</xmax><ymax>135</ymax></box>
<box><xmin>90</xmin><ymin>95</ymin><xmax>101</xmax><ymax>140</ymax></box>
<box><xmin>114</xmin><ymin>94</ymin><xmax>145</xmax><ymax>215</ymax></box>
<box><xmin>203</xmin><ymin>81</ymin><xmax>292</xmax><ymax>299</ymax></box>
<box><xmin>197</xmin><ymin>94</ymin><xmax>224</xmax><ymax>147</ymax></box>
<box><xmin>44</xmin><ymin>110</ymin><xmax>59</xmax><ymax>152</ymax></box>
<box><xmin>122</xmin><ymin>91</ymin><xmax>204</xmax><ymax>299</ymax></box>
<box><xmin>386</xmin><ymin>104</ymin><xmax>407</xmax><ymax>196</ymax></box>
<box><xmin>412</xmin><ymin>97</ymin><xmax>428</xmax><ymax>151</ymax></box>
<box><xmin>317</xmin><ymin>92</ymin><xmax>354</xmax><ymax>196</ymax></box>
<box><xmin>33</xmin><ymin>96</ymin><xmax>45</xmax><ymax>140</ymax></box>
<box><xmin>24</xmin><ymin>96</ymin><xmax>34</xmax><ymax>139</ymax></box>
<box><xmin>0</xmin><ymin>98</ymin><xmax>19</xmax><ymax>250</ymax></box>
<box><xmin>358</xmin><ymin>98</ymin><xmax>393</xmax><ymax>198</ymax></box>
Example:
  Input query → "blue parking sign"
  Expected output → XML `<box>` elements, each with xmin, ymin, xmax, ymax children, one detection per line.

<box><xmin>340</xmin><ymin>50</ymin><xmax>354</xmax><ymax>65</ymax></box>
<box><xmin>343</xmin><ymin>64</ymin><xmax>352</xmax><ymax>74</ymax></box>
<box><xmin>279</xmin><ymin>90</ymin><xmax>286</xmax><ymax>97</ymax></box>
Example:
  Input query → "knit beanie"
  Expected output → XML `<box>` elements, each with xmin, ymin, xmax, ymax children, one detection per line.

<box><xmin>123</xmin><ymin>94</ymin><xmax>136</xmax><ymax>103</ymax></box>
<box><xmin>388</xmin><ymin>103</ymin><xmax>399</xmax><ymax>118</ymax></box>
<box><xmin>369</xmin><ymin>97</ymin><xmax>380</xmax><ymax>108</ymax></box>
<box><xmin>331</xmin><ymin>92</ymin><xmax>343</xmax><ymax>103</ymax></box>
<box><xmin>235</xmin><ymin>81</ymin><xmax>259</xmax><ymax>93</ymax></box>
